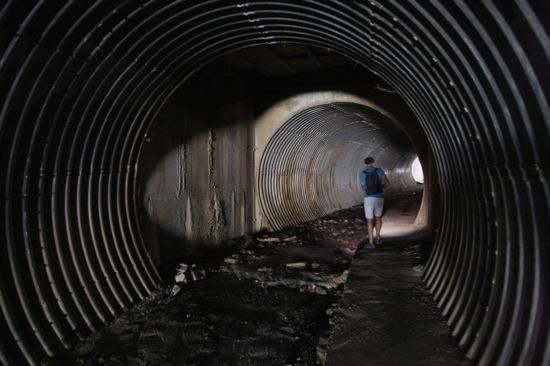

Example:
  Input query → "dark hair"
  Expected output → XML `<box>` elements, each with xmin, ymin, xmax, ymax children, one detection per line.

<box><xmin>364</xmin><ymin>157</ymin><xmax>375</xmax><ymax>164</ymax></box>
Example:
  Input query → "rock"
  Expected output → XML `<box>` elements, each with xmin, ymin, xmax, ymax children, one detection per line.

<box><xmin>224</xmin><ymin>257</ymin><xmax>238</xmax><ymax>265</ymax></box>
<box><xmin>174</xmin><ymin>272</ymin><xmax>186</xmax><ymax>283</ymax></box>
<box><xmin>175</xmin><ymin>263</ymin><xmax>207</xmax><ymax>284</ymax></box>
<box><xmin>175</xmin><ymin>263</ymin><xmax>188</xmax><ymax>283</ymax></box>
<box><xmin>302</xmin><ymin>284</ymin><xmax>317</xmax><ymax>294</ymax></box>
<box><xmin>169</xmin><ymin>284</ymin><xmax>181</xmax><ymax>297</ymax></box>
<box><xmin>139</xmin><ymin>330</ymin><xmax>163</xmax><ymax>342</ymax></box>
<box><xmin>315</xmin><ymin>287</ymin><xmax>328</xmax><ymax>295</ymax></box>
<box><xmin>286</xmin><ymin>262</ymin><xmax>307</xmax><ymax>269</ymax></box>
<box><xmin>280</xmin><ymin>326</ymin><xmax>295</xmax><ymax>334</ymax></box>
<box><xmin>413</xmin><ymin>265</ymin><xmax>424</xmax><ymax>273</ymax></box>
<box><xmin>189</xmin><ymin>270</ymin><xmax>199</xmax><ymax>281</ymax></box>
<box><xmin>317</xmin><ymin>346</ymin><xmax>328</xmax><ymax>364</ymax></box>
<box><xmin>317</xmin><ymin>271</ymin><xmax>349</xmax><ymax>289</ymax></box>
<box><xmin>283</xmin><ymin>236</ymin><xmax>297</xmax><ymax>242</ymax></box>
<box><xmin>257</xmin><ymin>237</ymin><xmax>281</xmax><ymax>243</ymax></box>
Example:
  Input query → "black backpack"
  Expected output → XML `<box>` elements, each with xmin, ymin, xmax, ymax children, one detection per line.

<box><xmin>364</xmin><ymin>169</ymin><xmax>383</xmax><ymax>195</ymax></box>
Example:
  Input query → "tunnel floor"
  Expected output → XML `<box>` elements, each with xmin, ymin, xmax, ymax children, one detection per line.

<box><xmin>326</xmin><ymin>235</ymin><xmax>470</xmax><ymax>366</ymax></box>
<box><xmin>47</xmin><ymin>194</ymin><xmax>467</xmax><ymax>365</ymax></box>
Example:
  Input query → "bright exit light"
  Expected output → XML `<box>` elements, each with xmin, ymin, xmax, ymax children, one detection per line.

<box><xmin>411</xmin><ymin>157</ymin><xmax>424</xmax><ymax>184</ymax></box>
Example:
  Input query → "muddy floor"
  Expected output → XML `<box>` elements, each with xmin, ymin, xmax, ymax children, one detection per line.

<box><xmin>47</xmin><ymin>194</ymin><xmax>467</xmax><ymax>366</ymax></box>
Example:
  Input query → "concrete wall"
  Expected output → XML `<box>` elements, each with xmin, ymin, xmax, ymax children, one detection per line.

<box><xmin>138</xmin><ymin>66</ymin><xmax>254</xmax><ymax>269</ymax></box>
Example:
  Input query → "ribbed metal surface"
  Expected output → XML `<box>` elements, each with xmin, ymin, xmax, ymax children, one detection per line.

<box><xmin>0</xmin><ymin>1</ymin><xmax>548</xmax><ymax>365</ymax></box>
<box><xmin>258</xmin><ymin>102</ymin><xmax>418</xmax><ymax>230</ymax></box>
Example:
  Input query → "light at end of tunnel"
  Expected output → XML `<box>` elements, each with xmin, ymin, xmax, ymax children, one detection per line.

<box><xmin>411</xmin><ymin>157</ymin><xmax>424</xmax><ymax>184</ymax></box>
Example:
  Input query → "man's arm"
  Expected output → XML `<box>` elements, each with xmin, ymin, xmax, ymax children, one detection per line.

<box><xmin>383</xmin><ymin>175</ymin><xmax>390</xmax><ymax>187</ymax></box>
<box><xmin>359</xmin><ymin>171</ymin><xmax>366</xmax><ymax>190</ymax></box>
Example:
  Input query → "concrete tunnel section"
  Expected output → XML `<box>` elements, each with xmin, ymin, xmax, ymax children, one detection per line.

<box><xmin>0</xmin><ymin>1</ymin><xmax>549</xmax><ymax>365</ymax></box>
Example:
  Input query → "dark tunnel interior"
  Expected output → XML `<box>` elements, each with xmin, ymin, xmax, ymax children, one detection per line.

<box><xmin>0</xmin><ymin>1</ymin><xmax>549</xmax><ymax>365</ymax></box>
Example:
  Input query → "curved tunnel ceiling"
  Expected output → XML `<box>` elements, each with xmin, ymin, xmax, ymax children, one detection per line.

<box><xmin>259</xmin><ymin>102</ymin><xmax>419</xmax><ymax>230</ymax></box>
<box><xmin>0</xmin><ymin>1</ymin><xmax>549</xmax><ymax>365</ymax></box>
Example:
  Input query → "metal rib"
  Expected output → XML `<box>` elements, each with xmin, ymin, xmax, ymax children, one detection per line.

<box><xmin>0</xmin><ymin>1</ymin><xmax>548</xmax><ymax>365</ymax></box>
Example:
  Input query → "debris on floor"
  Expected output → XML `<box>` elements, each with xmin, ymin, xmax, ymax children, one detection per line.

<box><xmin>47</xmin><ymin>196</ymin><xmax>431</xmax><ymax>366</ymax></box>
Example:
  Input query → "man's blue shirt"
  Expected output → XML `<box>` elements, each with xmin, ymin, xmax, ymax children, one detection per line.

<box><xmin>359</xmin><ymin>167</ymin><xmax>385</xmax><ymax>198</ymax></box>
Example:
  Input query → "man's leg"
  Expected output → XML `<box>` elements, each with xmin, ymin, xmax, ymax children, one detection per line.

<box><xmin>374</xmin><ymin>198</ymin><xmax>384</xmax><ymax>244</ymax></box>
<box><xmin>374</xmin><ymin>216</ymin><xmax>382</xmax><ymax>242</ymax></box>
<box><xmin>367</xmin><ymin>219</ymin><xmax>375</xmax><ymax>245</ymax></box>
<box><xmin>364</xmin><ymin>197</ymin><xmax>375</xmax><ymax>247</ymax></box>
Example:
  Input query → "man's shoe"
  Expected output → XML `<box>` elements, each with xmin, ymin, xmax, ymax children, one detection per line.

<box><xmin>375</xmin><ymin>236</ymin><xmax>381</xmax><ymax>245</ymax></box>
<box><xmin>365</xmin><ymin>242</ymin><xmax>375</xmax><ymax>249</ymax></box>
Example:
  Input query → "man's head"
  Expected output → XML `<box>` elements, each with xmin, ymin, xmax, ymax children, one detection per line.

<box><xmin>364</xmin><ymin>157</ymin><xmax>375</xmax><ymax>165</ymax></box>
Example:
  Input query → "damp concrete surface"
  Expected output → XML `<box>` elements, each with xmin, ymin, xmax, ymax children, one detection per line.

<box><xmin>47</xmin><ymin>195</ymin><xmax>469</xmax><ymax>365</ymax></box>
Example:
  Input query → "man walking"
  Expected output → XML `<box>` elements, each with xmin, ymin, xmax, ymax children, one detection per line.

<box><xmin>359</xmin><ymin>157</ymin><xmax>390</xmax><ymax>248</ymax></box>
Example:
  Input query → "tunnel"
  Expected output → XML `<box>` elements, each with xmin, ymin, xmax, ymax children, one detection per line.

<box><xmin>0</xmin><ymin>1</ymin><xmax>549</xmax><ymax>365</ymax></box>
<box><xmin>257</xmin><ymin>102</ymin><xmax>421</xmax><ymax>230</ymax></box>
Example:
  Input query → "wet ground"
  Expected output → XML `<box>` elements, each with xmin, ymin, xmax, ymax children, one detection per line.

<box><xmin>48</xmin><ymin>194</ymin><xmax>469</xmax><ymax>365</ymax></box>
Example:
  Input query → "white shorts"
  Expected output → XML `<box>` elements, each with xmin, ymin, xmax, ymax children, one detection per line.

<box><xmin>364</xmin><ymin>197</ymin><xmax>384</xmax><ymax>219</ymax></box>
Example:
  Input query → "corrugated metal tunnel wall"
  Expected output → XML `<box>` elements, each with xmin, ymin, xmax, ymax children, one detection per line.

<box><xmin>0</xmin><ymin>1</ymin><xmax>548</xmax><ymax>365</ymax></box>
<box><xmin>258</xmin><ymin>102</ymin><xmax>420</xmax><ymax>230</ymax></box>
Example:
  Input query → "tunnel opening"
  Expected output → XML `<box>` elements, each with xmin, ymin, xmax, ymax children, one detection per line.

<box><xmin>411</xmin><ymin>157</ymin><xmax>425</xmax><ymax>184</ymax></box>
